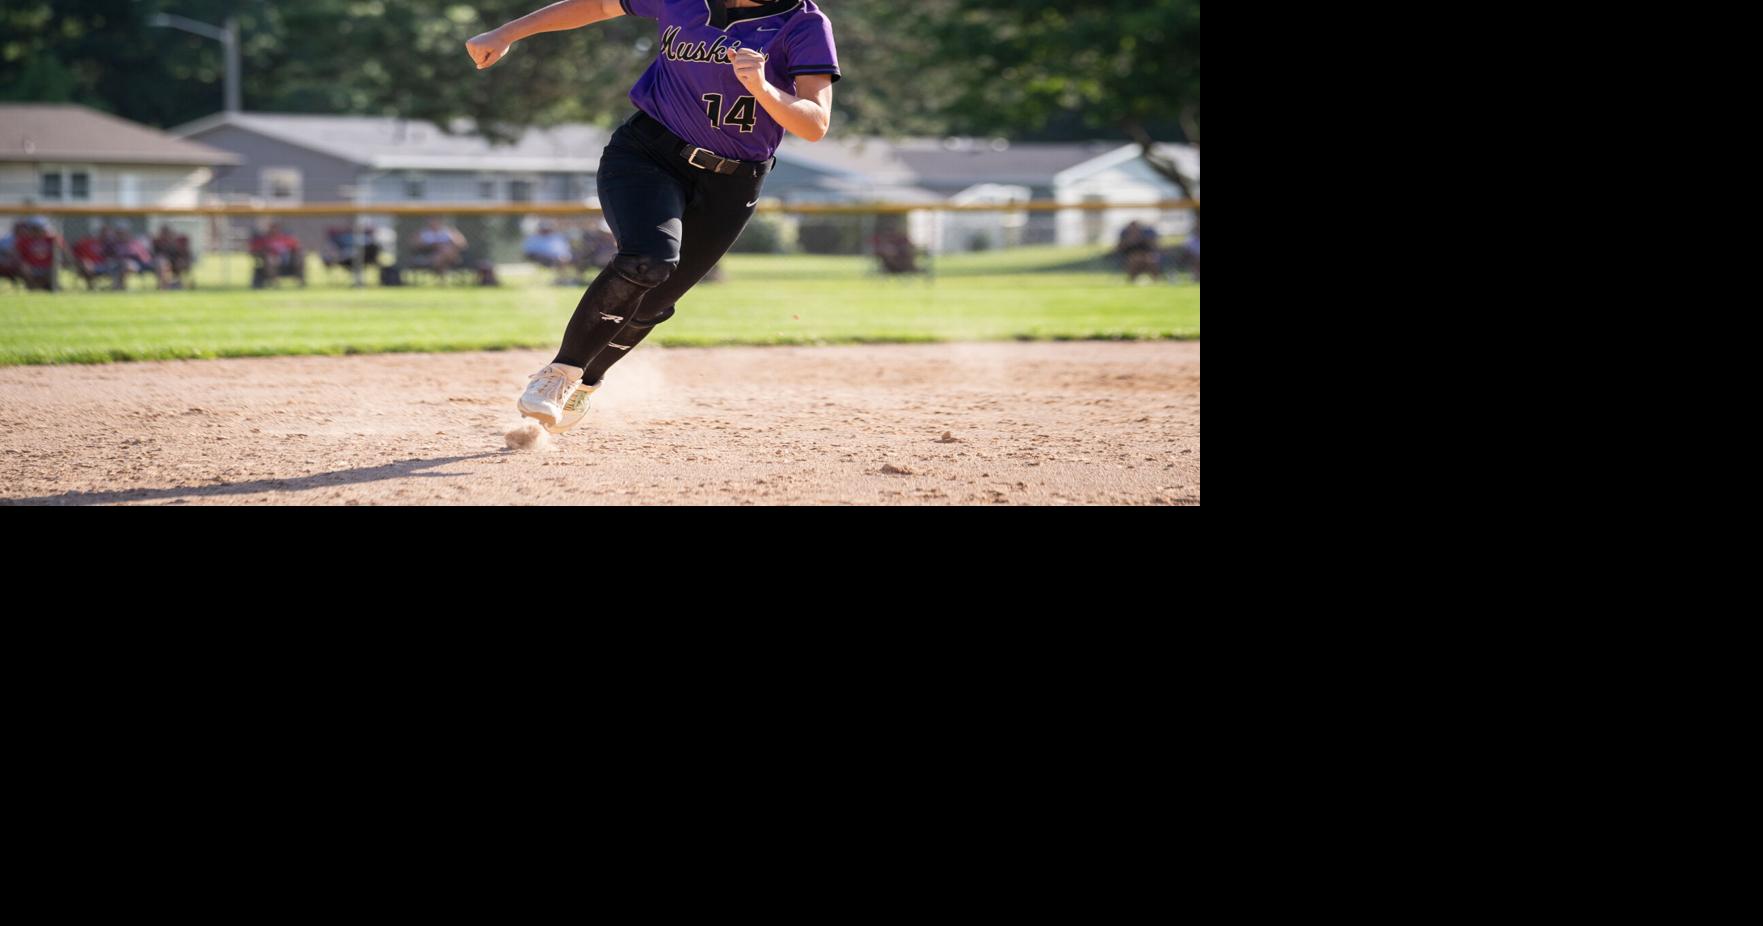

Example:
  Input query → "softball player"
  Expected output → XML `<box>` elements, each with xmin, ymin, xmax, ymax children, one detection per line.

<box><xmin>467</xmin><ymin>0</ymin><xmax>841</xmax><ymax>433</ymax></box>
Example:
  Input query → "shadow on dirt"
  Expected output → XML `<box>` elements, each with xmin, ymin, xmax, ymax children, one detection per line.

<box><xmin>0</xmin><ymin>453</ymin><xmax>501</xmax><ymax>506</ymax></box>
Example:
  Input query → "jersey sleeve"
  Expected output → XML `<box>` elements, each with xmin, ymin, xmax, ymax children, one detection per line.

<box><xmin>619</xmin><ymin>0</ymin><xmax>662</xmax><ymax>19</ymax></box>
<box><xmin>781</xmin><ymin>10</ymin><xmax>841</xmax><ymax>82</ymax></box>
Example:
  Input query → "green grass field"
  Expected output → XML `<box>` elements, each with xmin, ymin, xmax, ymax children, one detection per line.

<box><xmin>0</xmin><ymin>246</ymin><xmax>1199</xmax><ymax>366</ymax></box>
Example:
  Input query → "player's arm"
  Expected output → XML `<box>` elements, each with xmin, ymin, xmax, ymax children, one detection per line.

<box><xmin>729</xmin><ymin>51</ymin><xmax>833</xmax><ymax>143</ymax></box>
<box><xmin>467</xmin><ymin>0</ymin><xmax>624</xmax><ymax>70</ymax></box>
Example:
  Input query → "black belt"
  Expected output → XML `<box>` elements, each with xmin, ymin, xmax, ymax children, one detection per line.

<box><xmin>681</xmin><ymin>144</ymin><xmax>753</xmax><ymax>176</ymax></box>
<box><xmin>629</xmin><ymin>111</ymin><xmax>773</xmax><ymax>178</ymax></box>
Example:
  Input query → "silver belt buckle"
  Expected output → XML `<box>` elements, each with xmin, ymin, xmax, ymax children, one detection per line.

<box><xmin>687</xmin><ymin>147</ymin><xmax>717</xmax><ymax>171</ymax></box>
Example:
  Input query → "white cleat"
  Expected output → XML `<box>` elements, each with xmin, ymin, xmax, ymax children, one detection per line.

<box><xmin>518</xmin><ymin>362</ymin><xmax>583</xmax><ymax>429</ymax></box>
<box><xmin>549</xmin><ymin>378</ymin><xmax>603</xmax><ymax>434</ymax></box>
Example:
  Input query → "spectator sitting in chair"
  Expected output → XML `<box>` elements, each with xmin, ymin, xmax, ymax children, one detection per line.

<box><xmin>152</xmin><ymin>226</ymin><xmax>194</xmax><ymax>289</ymax></box>
<box><xmin>416</xmin><ymin>218</ymin><xmax>468</xmax><ymax>278</ymax></box>
<box><xmin>523</xmin><ymin>223</ymin><xmax>575</xmax><ymax>283</ymax></box>
<box><xmin>72</xmin><ymin>229</ymin><xmax>118</xmax><ymax>290</ymax></box>
<box><xmin>1118</xmin><ymin>220</ymin><xmax>1163</xmax><ymax>284</ymax></box>
<box><xmin>247</xmin><ymin>227</ymin><xmax>276</xmax><ymax>287</ymax></box>
<box><xmin>322</xmin><ymin>224</ymin><xmax>382</xmax><ymax>275</ymax></box>
<box><xmin>115</xmin><ymin>227</ymin><xmax>156</xmax><ymax>287</ymax></box>
<box><xmin>270</xmin><ymin>225</ymin><xmax>305</xmax><ymax>280</ymax></box>
<box><xmin>251</xmin><ymin>223</ymin><xmax>306</xmax><ymax>288</ymax></box>
<box><xmin>99</xmin><ymin>225</ymin><xmax>135</xmax><ymax>287</ymax></box>
<box><xmin>872</xmin><ymin>227</ymin><xmax>920</xmax><ymax>274</ymax></box>
<box><xmin>13</xmin><ymin>218</ymin><xmax>69</xmax><ymax>291</ymax></box>
<box><xmin>577</xmin><ymin>222</ymin><xmax>619</xmax><ymax>271</ymax></box>
<box><xmin>0</xmin><ymin>224</ymin><xmax>25</xmax><ymax>289</ymax></box>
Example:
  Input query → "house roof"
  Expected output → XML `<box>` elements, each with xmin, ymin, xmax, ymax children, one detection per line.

<box><xmin>891</xmin><ymin>140</ymin><xmax>1126</xmax><ymax>189</ymax></box>
<box><xmin>777</xmin><ymin>136</ymin><xmax>917</xmax><ymax>185</ymax></box>
<box><xmin>170</xmin><ymin>112</ymin><xmax>607</xmax><ymax>172</ymax></box>
<box><xmin>777</xmin><ymin>136</ymin><xmax>1135</xmax><ymax>191</ymax></box>
<box><xmin>1055</xmin><ymin>143</ymin><xmax>1199</xmax><ymax>188</ymax></box>
<box><xmin>0</xmin><ymin>104</ymin><xmax>240</xmax><ymax>166</ymax></box>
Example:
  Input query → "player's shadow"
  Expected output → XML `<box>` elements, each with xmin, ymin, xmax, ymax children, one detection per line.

<box><xmin>0</xmin><ymin>453</ymin><xmax>502</xmax><ymax>506</ymax></box>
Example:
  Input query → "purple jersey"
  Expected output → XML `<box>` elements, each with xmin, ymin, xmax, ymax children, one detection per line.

<box><xmin>620</xmin><ymin>0</ymin><xmax>840</xmax><ymax>162</ymax></box>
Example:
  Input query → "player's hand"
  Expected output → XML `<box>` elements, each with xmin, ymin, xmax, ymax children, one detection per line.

<box><xmin>729</xmin><ymin>47</ymin><xmax>769</xmax><ymax>94</ymax></box>
<box><xmin>467</xmin><ymin>29</ymin><xmax>514</xmax><ymax>70</ymax></box>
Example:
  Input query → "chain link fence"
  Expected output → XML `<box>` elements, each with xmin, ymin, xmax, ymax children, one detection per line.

<box><xmin>2</xmin><ymin>198</ymin><xmax>1198</xmax><ymax>292</ymax></box>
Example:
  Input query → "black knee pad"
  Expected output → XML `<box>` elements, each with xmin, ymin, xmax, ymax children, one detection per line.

<box><xmin>631</xmin><ymin>304</ymin><xmax>676</xmax><ymax>328</ymax></box>
<box><xmin>610</xmin><ymin>253</ymin><xmax>676</xmax><ymax>289</ymax></box>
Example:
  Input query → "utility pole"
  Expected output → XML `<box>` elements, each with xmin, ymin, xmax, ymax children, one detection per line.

<box><xmin>148</xmin><ymin>13</ymin><xmax>242</xmax><ymax>113</ymax></box>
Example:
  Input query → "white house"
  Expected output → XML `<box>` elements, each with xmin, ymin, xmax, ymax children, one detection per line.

<box><xmin>0</xmin><ymin>103</ymin><xmax>240</xmax><ymax>208</ymax></box>
<box><xmin>0</xmin><ymin>103</ymin><xmax>240</xmax><ymax>249</ymax></box>
<box><xmin>169</xmin><ymin>112</ymin><xmax>608</xmax><ymax>209</ymax></box>
<box><xmin>167</xmin><ymin>111</ymin><xmax>612</xmax><ymax>258</ymax></box>
<box><xmin>1053</xmin><ymin>143</ymin><xmax>1199</xmax><ymax>247</ymax></box>
<box><xmin>770</xmin><ymin>135</ymin><xmax>1198</xmax><ymax>253</ymax></box>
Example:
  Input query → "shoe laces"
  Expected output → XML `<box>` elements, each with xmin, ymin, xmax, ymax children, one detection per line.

<box><xmin>528</xmin><ymin>367</ymin><xmax>576</xmax><ymax>403</ymax></box>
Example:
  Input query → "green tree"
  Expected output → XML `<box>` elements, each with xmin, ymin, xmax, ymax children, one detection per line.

<box><xmin>1</xmin><ymin>1</ymin><xmax>186</xmax><ymax>124</ymax></box>
<box><xmin>1</xmin><ymin>1</ymin><xmax>287</xmax><ymax>128</ymax></box>
<box><xmin>273</xmin><ymin>1</ymin><xmax>656</xmax><ymax>141</ymax></box>
<box><xmin>905</xmin><ymin>1</ymin><xmax>1201</xmax><ymax>223</ymax></box>
<box><xmin>2</xmin><ymin>0</ymin><xmax>1202</xmax><ymax>187</ymax></box>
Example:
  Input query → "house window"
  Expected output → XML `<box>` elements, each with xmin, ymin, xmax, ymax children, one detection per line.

<box><xmin>509</xmin><ymin>180</ymin><xmax>533</xmax><ymax>202</ymax></box>
<box><xmin>404</xmin><ymin>174</ymin><xmax>427</xmax><ymax>200</ymax></box>
<box><xmin>261</xmin><ymin>168</ymin><xmax>303</xmax><ymax>202</ymax></box>
<box><xmin>37</xmin><ymin>167</ymin><xmax>93</xmax><ymax>201</ymax></box>
<box><xmin>479</xmin><ymin>179</ymin><xmax>497</xmax><ymax>200</ymax></box>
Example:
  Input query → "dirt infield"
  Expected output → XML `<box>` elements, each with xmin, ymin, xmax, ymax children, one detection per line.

<box><xmin>0</xmin><ymin>341</ymin><xmax>1199</xmax><ymax>506</ymax></box>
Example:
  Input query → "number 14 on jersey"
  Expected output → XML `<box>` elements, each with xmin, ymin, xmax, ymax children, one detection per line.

<box><xmin>702</xmin><ymin>94</ymin><xmax>759</xmax><ymax>134</ymax></box>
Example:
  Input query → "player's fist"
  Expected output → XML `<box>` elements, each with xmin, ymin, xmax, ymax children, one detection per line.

<box><xmin>729</xmin><ymin>47</ymin><xmax>768</xmax><ymax>93</ymax></box>
<box><xmin>466</xmin><ymin>29</ymin><xmax>513</xmax><ymax>70</ymax></box>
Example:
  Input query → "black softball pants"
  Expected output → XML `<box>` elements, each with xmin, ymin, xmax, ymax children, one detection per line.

<box><xmin>554</xmin><ymin>111</ymin><xmax>769</xmax><ymax>382</ymax></box>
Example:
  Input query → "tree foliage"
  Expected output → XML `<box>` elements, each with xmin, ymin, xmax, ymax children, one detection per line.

<box><xmin>1</xmin><ymin>0</ymin><xmax>1199</xmax><ymax>168</ymax></box>
<box><xmin>894</xmin><ymin>0</ymin><xmax>1200</xmax><ymax>200</ymax></box>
